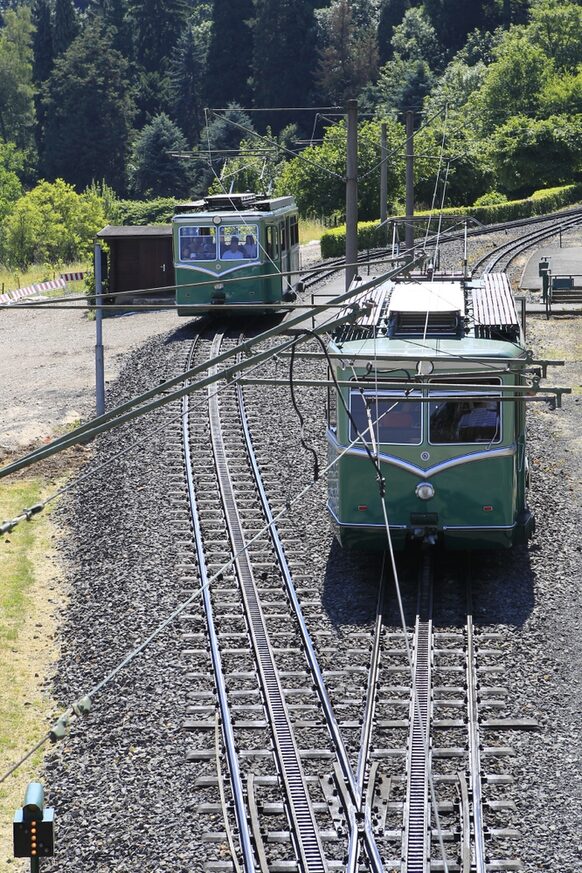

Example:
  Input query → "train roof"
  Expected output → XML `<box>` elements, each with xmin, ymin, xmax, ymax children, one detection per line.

<box><xmin>173</xmin><ymin>193</ymin><xmax>296</xmax><ymax>221</ymax></box>
<box><xmin>331</xmin><ymin>272</ymin><xmax>526</xmax><ymax>363</ymax></box>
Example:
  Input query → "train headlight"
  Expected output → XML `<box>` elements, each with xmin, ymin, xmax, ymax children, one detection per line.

<box><xmin>415</xmin><ymin>482</ymin><xmax>434</xmax><ymax>501</ymax></box>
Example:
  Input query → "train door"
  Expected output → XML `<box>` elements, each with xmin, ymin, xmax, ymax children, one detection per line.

<box><xmin>280</xmin><ymin>219</ymin><xmax>291</xmax><ymax>291</ymax></box>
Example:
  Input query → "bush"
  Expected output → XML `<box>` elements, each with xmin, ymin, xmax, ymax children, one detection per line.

<box><xmin>1</xmin><ymin>179</ymin><xmax>106</xmax><ymax>268</ymax></box>
<box><xmin>109</xmin><ymin>197</ymin><xmax>179</xmax><ymax>225</ymax></box>
<box><xmin>319</xmin><ymin>184</ymin><xmax>582</xmax><ymax>256</ymax></box>
<box><xmin>474</xmin><ymin>191</ymin><xmax>508</xmax><ymax>207</ymax></box>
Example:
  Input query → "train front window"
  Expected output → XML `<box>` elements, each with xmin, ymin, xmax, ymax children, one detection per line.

<box><xmin>429</xmin><ymin>380</ymin><xmax>501</xmax><ymax>444</ymax></box>
<box><xmin>219</xmin><ymin>224</ymin><xmax>259</xmax><ymax>260</ymax></box>
<box><xmin>350</xmin><ymin>391</ymin><xmax>422</xmax><ymax>445</ymax></box>
<box><xmin>179</xmin><ymin>226</ymin><xmax>216</xmax><ymax>261</ymax></box>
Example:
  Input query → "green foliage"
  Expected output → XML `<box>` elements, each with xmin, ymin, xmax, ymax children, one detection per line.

<box><xmin>539</xmin><ymin>67</ymin><xmax>582</xmax><ymax>115</ymax></box>
<box><xmin>252</xmin><ymin>0</ymin><xmax>317</xmax><ymax>118</ymax></box>
<box><xmin>276</xmin><ymin>118</ymin><xmax>405</xmax><ymax>220</ymax></box>
<box><xmin>41</xmin><ymin>20</ymin><xmax>134</xmax><ymax>192</ymax></box>
<box><xmin>422</xmin><ymin>0</ymin><xmax>489</xmax><ymax>55</ymax></box>
<box><xmin>31</xmin><ymin>0</ymin><xmax>53</xmax><ymax>84</ymax></box>
<box><xmin>0</xmin><ymin>7</ymin><xmax>36</xmax><ymax>151</ymax></box>
<box><xmin>319</xmin><ymin>184</ymin><xmax>582</xmax><ymax>256</ymax></box>
<box><xmin>109</xmin><ymin>197</ymin><xmax>178</xmax><ymax>224</ymax></box>
<box><xmin>473</xmin><ymin>190</ymin><xmax>508</xmax><ymax>206</ymax></box>
<box><xmin>377</xmin><ymin>0</ymin><xmax>410</xmax><ymax>64</ymax></box>
<box><xmin>0</xmin><ymin>140</ymin><xmax>24</xmax><ymax>223</ymax></box>
<box><xmin>1</xmin><ymin>179</ymin><xmax>106</xmax><ymax>267</ymax></box>
<box><xmin>488</xmin><ymin>114</ymin><xmax>582</xmax><ymax>194</ymax></box>
<box><xmin>169</xmin><ymin>25</ymin><xmax>209</xmax><ymax>145</ymax></box>
<box><xmin>316</xmin><ymin>0</ymin><xmax>379</xmax><ymax>104</ymax></box>
<box><xmin>208</xmin><ymin>128</ymin><xmax>290</xmax><ymax>197</ymax></box>
<box><xmin>128</xmin><ymin>112</ymin><xmax>196</xmax><ymax>198</ymax></box>
<box><xmin>127</xmin><ymin>0</ymin><xmax>189</xmax><ymax>73</ymax></box>
<box><xmin>528</xmin><ymin>0</ymin><xmax>582</xmax><ymax>72</ymax></box>
<box><xmin>471</xmin><ymin>35</ymin><xmax>551</xmax><ymax>131</ymax></box>
<box><xmin>206</xmin><ymin>0</ymin><xmax>253</xmax><ymax>107</ymax></box>
<box><xmin>391</xmin><ymin>6</ymin><xmax>442</xmax><ymax>66</ymax></box>
<box><xmin>377</xmin><ymin>55</ymin><xmax>435</xmax><ymax>113</ymax></box>
<box><xmin>53</xmin><ymin>0</ymin><xmax>79</xmax><ymax>56</ymax></box>
<box><xmin>414</xmin><ymin>122</ymin><xmax>494</xmax><ymax>206</ymax></box>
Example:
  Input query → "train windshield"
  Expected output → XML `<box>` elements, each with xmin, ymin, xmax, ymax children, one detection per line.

<box><xmin>350</xmin><ymin>390</ymin><xmax>422</xmax><ymax>445</ymax></box>
<box><xmin>179</xmin><ymin>226</ymin><xmax>217</xmax><ymax>261</ymax></box>
<box><xmin>429</xmin><ymin>380</ymin><xmax>501</xmax><ymax>444</ymax></box>
<box><xmin>219</xmin><ymin>224</ymin><xmax>260</xmax><ymax>261</ymax></box>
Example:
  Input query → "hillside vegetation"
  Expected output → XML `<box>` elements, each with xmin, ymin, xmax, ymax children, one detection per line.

<box><xmin>0</xmin><ymin>0</ymin><xmax>580</xmax><ymax>266</ymax></box>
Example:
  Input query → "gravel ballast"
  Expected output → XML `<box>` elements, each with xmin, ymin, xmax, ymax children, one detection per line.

<box><xmin>6</xmin><ymin>226</ymin><xmax>581</xmax><ymax>872</ymax></box>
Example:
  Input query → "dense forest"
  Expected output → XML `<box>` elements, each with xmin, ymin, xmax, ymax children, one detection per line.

<box><xmin>0</xmin><ymin>0</ymin><xmax>581</xmax><ymax>265</ymax></box>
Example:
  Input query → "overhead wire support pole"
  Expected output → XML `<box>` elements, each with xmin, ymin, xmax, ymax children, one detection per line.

<box><xmin>94</xmin><ymin>243</ymin><xmax>105</xmax><ymax>416</ymax></box>
<box><xmin>380</xmin><ymin>122</ymin><xmax>388</xmax><ymax>243</ymax></box>
<box><xmin>345</xmin><ymin>98</ymin><xmax>358</xmax><ymax>291</ymax></box>
<box><xmin>405</xmin><ymin>110</ymin><xmax>415</xmax><ymax>255</ymax></box>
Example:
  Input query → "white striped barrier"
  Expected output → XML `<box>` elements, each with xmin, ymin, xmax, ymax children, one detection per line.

<box><xmin>0</xmin><ymin>277</ymin><xmax>66</xmax><ymax>305</ymax></box>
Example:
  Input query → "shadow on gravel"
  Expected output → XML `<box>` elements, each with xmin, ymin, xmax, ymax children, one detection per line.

<box><xmin>321</xmin><ymin>539</ymin><xmax>422</xmax><ymax>627</ymax></box>
<box><xmin>437</xmin><ymin>546</ymin><xmax>535</xmax><ymax>629</ymax></box>
<box><xmin>322</xmin><ymin>540</ymin><xmax>535</xmax><ymax>630</ymax></box>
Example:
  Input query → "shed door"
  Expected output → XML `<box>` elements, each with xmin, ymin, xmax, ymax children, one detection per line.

<box><xmin>112</xmin><ymin>237</ymin><xmax>175</xmax><ymax>293</ymax></box>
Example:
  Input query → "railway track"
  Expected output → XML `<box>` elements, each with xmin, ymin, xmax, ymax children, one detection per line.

<box><xmin>171</xmin><ymin>323</ymin><xmax>540</xmax><ymax>871</ymax></box>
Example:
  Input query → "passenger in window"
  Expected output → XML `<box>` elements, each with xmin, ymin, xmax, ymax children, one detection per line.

<box><xmin>457</xmin><ymin>401</ymin><xmax>499</xmax><ymax>441</ymax></box>
<box><xmin>222</xmin><ymin>236</ymin><xmax>244</xmax><ymax>260</ymax></box>
<box><xmin>190</xmin><ymin>238</ymin><xmax>204</xmax><ymax>259</ymax></box>
<box><xmin>243</xmin><ymin>234</ymin><xmax>257</xmax><ymax>258</ymax></box>
<box><xmin>181</xmin><ymin>243</ymin><xmax>191</xmax><ymax>260</ymax></box>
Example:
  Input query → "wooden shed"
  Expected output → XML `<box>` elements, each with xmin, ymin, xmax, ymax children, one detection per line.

<box><xmin>96</xmin><ymin>225</ymin><xmax>175</xmax><ymax>302</ymax></box>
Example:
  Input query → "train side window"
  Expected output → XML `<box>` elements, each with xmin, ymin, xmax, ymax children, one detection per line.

<box><xmin>328</xmin><ymin>380</ymin><xmax>337</xmax><ymax>432</ymax></box>
<box><xmin>266</xmin><ymin>225</ymin><xmax>279</xmax><ymax>259</ymax></box>
<box><xmin>290</xmin><ymin>215</ymin><xmax>299</xmax><ymax>246</ymax></box>
<box><xmin>429</xmin><ymin>379</ymin><xmax>501</xmax><ymax>444</ymax></box>
<box><xmin>349</xmin><ymin>390</ymin><xmax>422</xmax><ymax>445</ymax></box>
<box><xmin>280</xmin><ymin>222</ymin><xmax>287</xmax><ymax>252</ymax></box>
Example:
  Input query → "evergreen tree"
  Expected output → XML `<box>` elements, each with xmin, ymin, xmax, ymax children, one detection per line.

<box><xmin>0</xmin><ymin>6</ymin><xmax>36</xmax><ymax>150</ymax></box>
<box><xmin>169</xmin><ymin>25</ymin><xmax>207</xmax><ymax>145</ymax></box>
<box><xmin>91</xmin><ymin>0</ymin><xmax>133</xmax><ymax>56</ymax></box>
<box><xmin>42</xmin><ymin>20</ymin><xmax>135</xmax><ymax>191</ymax></box>
<box><xmin>32</xmin><ymin>0</ymin><xmax>53</xmax><ymax>83</ymax></box>
<box><xmin>206</xmin><ymin>0</ymin><xmax>253</xmax><ymax>108</ymax></box>
<box><xmin>53</xmin><ymin>0</ymin><xmax>79</xmax><ymax>56</ymax></box>
<box><xmin>127</xmin><ymin>0</ymin><xmax>189</xmax><ymax>72</ymax></box>
<box><xmin>251</xmin><ymin>0</ymin><xmax>317</xmax><ymax>125</ymax></box>
<box><xmin>316</xmin><ymin>0</ymin><xmax>379</xmax><ymax>104</ymax></box>
<box><xmin>422</xmin><ymin>0</ymin><xmax>488</xmax><ymax>55</ymax></box>
<box><xmin>377</xmin><ymin>0</ymin><xmax>411</xmax><ymax>63</ymax></box>
<box><xmin>31</xmin><ymin>0</ymin><xmax>53</xmax><ymax>152</ymax></box>
<box><xmin>198</xmin><ymin>103</ymin><xmax>255</xmax><ymax>191</ymax></box>
<box><xmin>127</xmin><ymin>112</ymin><xmax>196</xmax><ymax>197</ymax></box>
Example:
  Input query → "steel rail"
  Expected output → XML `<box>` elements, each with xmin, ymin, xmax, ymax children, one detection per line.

<box><xmin>464</xmin><ymin>564</ymin><xmax>486</xmax><ymax>872</ymax></box>
<box><xmin>235</xmin><ymin>345</ymin><xmax>385</xmax><ymax>872</ymax></box>
<box><xmin>181</xmin><ymin>334</ymin><xmax>256</xmax><ymax>871</ymax></box>
<box><xmin>207</xmin><ymin>335</ymin><xmax>328</xmax><ymax>872</ymax></box>
<box><xmin>471</xmin><ymin>214</ymin><xmax>582</xmax><ymax>276</ymax></box>
<box><xmin>403</xmin><ymin>553</ymin><xmax>434</xmax><ymax>873</ymax></box>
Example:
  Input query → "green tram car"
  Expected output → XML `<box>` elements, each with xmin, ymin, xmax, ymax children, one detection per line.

<box><xmin>327</xmin><ymin>272</ymin><xmax>537</xmax><ymax>551</ymax></box>
<box><xmin>173</xmin><ymin>193</ymin><xmax>300</xmax><ymax>314</ymax></box>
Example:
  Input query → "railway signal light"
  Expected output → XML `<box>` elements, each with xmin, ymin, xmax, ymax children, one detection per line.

<box><xmin>13</xmin><ymin>782</ymin><xmax>54</xmax><ymax>865</ymax></box>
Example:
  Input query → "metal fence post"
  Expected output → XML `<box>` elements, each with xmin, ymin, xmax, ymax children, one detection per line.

<box><xmin>94</xmin><ymin>243</ymin><xmax>105</xmax><ymax>416</ymax></box>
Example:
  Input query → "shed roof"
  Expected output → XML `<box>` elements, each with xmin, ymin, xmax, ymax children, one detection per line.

<box><xmin>96</xmin><ymin>224</ymin><xmax>172</xmax><ymax>239</ymax></box>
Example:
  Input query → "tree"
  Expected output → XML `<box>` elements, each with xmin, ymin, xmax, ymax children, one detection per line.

<box><xmin>53</xmin><ymin>0</ymin><xmax>79</xmax><ymax>56</ymax></box>
<box><xmin>0</xmin><ymin>140</ymin><xmax>23</xmax><ymax>224</ymax></box>
<box><xmin>31</xmin><ymin>0</ymin><xmax>53</xmax><ymax>84</ymax></box>
<box><xmin>209</xmin><ymin>126</ymin><xmax>296</xmax><ymax>195</ymax></box>
<box><xmin>0</xmin><ymin>7</ymin><xmax>36</xmax><ymax>151</ymax></box>
<box><xmin>377</xmin><ymin>0</ymin><xmax>411</xmax><ymax>64</ymax></box>
<box><xmin>316</xmin><ymin>0</ymin><xmax>379</xmax><ymax>104</ymax></box>
<box><xmin>127</xmin><ymin>112</ymin><xmax>196</xmax><ymax>197</ymax></box>
<box><xmin>539</xmin><ymin>68</ymin><xmax>582</xmax><ymax>116</ymax></box>
<box><xmin>376</xmin><ymin>55</ymin><xmax>435</xmax><ymax>113</ymax></box>
<box><xmin>127</xmin><ymin>0</ymin><xmax>188</xmax><ymax>72</ymax></box>
<box><xmin>528</xmin><ymin>0</ymin><xmax>582</xmax><ymax>72</ymax></box>
<box><xmin>471</xmin><ymin>35</ymin><xmax>552</xmax><ymax>132</ymax></box>
<box><xmin>391</xmin><ymin>6</ymin><xmax>442</xmax><ymax>66</ymax></box>
<box><xmin>422</xmin><ymin>0</ymin><xmax>489</xmax><ymax>55</ymax></box>
<box><xmin>414</xmin><ymin>122</ymin><xmax>494</xmax><ymax>206</ymax></box>
<box><xmin>42</xmin><ymin>21</ymin><xmax>135</xmax><ymax>192</ymax></box>
<box><xmin>276</xmin><ymin>117</ymin><xmax>406</xmax><ymax>219</ymax></box>
<box><xmin>206</xmin><ymin>0</ymin><xmax>253</xmax><ymax>108</ymax></box>
<box><xmin>423</xmin><ymin>59</ymin><xmax>487</xmax><ymax>114</ymax></box>
<box><xmin>91</xmin><ymin>0</ymin><xmax>133</xmax><ymax>56</ymax></box>
<box><xmin>489</xmin><ymin>114</ymin><xmax>582</xmax><ymax>195</ymax></box>
<box><xmin>1</xmin><ymin>179</ymin><xmax>106</xmax><ymax>267</ymax></box>
<box><xmin>251</xmin><ymin>0</ymin><xmax>317</xmax><ymax>125</ymax></box>
<box><xmin>169</xmin><ymin>24</ymin><xmax>208</xmax><ymax>145</ymax></box>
